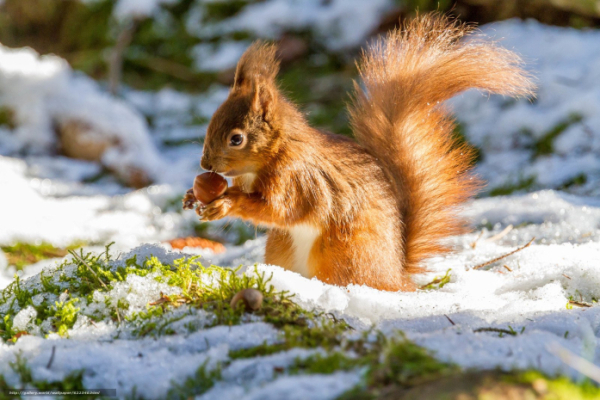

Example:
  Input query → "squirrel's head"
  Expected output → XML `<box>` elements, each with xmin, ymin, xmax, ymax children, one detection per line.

<box><xmin>201</xmin><ymin>42</ymin><xmax>282</xmax><ymax>177</ymax></box>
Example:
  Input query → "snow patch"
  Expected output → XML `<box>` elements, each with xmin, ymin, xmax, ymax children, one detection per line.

<box><xmin>451</xmin><ymin>19</ymin><xmax>600</xmax><ymax>195</ymax></box>
<box><xmin>0</xmin><ymin>44</ymin><xmax>165</xmax><ymax>184</ymax></box>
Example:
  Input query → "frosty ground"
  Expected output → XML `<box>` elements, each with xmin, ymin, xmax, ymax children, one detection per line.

<box><xmin>1</xmin><ymin>11</ymin><xmax>600</xmax><ymax>400</ymax></box>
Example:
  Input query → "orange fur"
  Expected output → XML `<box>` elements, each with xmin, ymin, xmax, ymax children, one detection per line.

<box><xmin>189</xmin><ymin>14</ymin><xmax>534</xmax><ymax>291</ymax></box>
<box><xmin>349</xmin><ymin>14</ymin><xmax>535</xmax><ymax>274</ymax></box>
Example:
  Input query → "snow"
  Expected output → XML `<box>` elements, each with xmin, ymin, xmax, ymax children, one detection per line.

<box><xmin>0</xmin><ymin>156</ymin><xmax>179</xmax><ymax>249</ymax></box>
<box><xmin>0</xmin><ymin>44</ymin><xmax>165</xmax><ymax>185</ymax></box>
<box><xmin>1</xmin><ymin>189</ymin><xmax>598</xmax><ymax>397</ymax></box>
<box><xmin>12</xmin><ymin>306</ymin><xmax>37</xmax><ymax>332</ymax></box>
<box><xmin>203</xmin><ymin>0</ymin><xmax>395</xmax><ymax>51</ymax></box>
<box><xmin>113</xmin><ymin>0</ymin><xmax>178</xmax><ymax>21</ymax></box>
<box><xmin>1</xmin><ymin>13</ymin><xmax>600</xmax><ymax>399</ymax></box>
<box><xmin>0</xmin><ymin>324</ymin><xmax>278</xmax><ymax>399</ymax></box>
<box><xmin>201</xmin><ymin>371</ymin><xmax>362</xmax><ymax>400</ymax></box>
<box><xmin>199</xmin><ymin>348</ymin><xmax>352</xmax><ymax>400</ymax></box>
<box><xmin>192</xmin><ymin>41</ymin><xmax>251</xmax><ymax>72</ymax></box>
<box><xmin>182</xmin><ymin>0</ymin><xmax>397</xmax><ymax>74</ymax></box>
<box><xmin>451</xmin><ymin>19</ymin><xmax>600</xmax><ymax>195</ymax></box>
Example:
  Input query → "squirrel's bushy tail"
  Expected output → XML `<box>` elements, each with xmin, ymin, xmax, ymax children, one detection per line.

<box><xmin>349</xmin><ymin>14</ymin><xmax>534</xmax><ymax>274</ymax></box>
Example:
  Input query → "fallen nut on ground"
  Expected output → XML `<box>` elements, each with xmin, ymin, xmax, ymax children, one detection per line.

<box><xmin>230</xmin><ymin>288</ymin><xmax>263</xmax><ymax>311</ymax></box>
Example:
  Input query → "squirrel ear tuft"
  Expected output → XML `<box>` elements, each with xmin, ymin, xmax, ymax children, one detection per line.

<box><xmin>251</xmin><ymin>78</ymin><xmax>277</xmax><ymax>122</ymax></box>
<box><xmin>233</xmin><ymin>41</ymin><xmax>280</xmax><ymax>91</ymax></box>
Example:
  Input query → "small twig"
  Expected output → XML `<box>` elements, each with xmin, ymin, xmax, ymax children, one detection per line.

<box><xmin>444</xmin><ymin>314</ymin><xmax>455</xmax><ymax>326</ymax></box>
<box><xmin>134</xmin><ymin>55</ymin><xmax>199</xmax><ymax>81</ymax></box>
<box><xmin>569</xmin><ymin>300</ymin><xmax>592</xmax><ymax>308</ymax></box>
<box><xmin>474</xmin><ymin>327</ymin><xmax>517</xmax><ymax>336</ymax></box>
<box><xmin>472</xmin><ymin>237</ymin><xmax>535</xmax><ymax>270</ymax></box>
<box><xmin>503</xmin><ymin>265</ymin><xmax>512</xmax><ymax>272</ymax></box>
<box><xmin>108</xmin><ymin>20</ymin><xmax>138</xmax><ymax>95</ymax></box>
<box><xmin>470</xmin><ymin>230</ymin><xmax>484</xmax><ymax>249</ymax></box>
<box><xmin>46</xmin><ymin>346</ymin><xmax>56</xmax><ymax>369</ymax></box>
<box><xmin>69</xmin><ymin>251</ymin><xmax>109</xmax><ymax>290</ymax></box>
<box><xmin>419</xmin><ymin>277</ymin><xmax>443</xmax><ymax>290</ymax></box>
<box><xmin>484</xmin><ymin>224</ymin><xmax>513</xmax><ymax>243</ymax></box>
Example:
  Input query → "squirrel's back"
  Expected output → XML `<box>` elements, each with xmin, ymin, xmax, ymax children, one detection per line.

<box><xmin>349</xmin><ymin>14</ymin><xmax>534</xmax><ymax>274</ymax></box>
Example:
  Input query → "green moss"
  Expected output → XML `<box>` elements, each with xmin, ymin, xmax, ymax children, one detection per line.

<box><xmin>289</xmin><ymin>352</ymin><xmax>363</xmax><ymax>375</ymax></box>
<box><xmin>166</xmin><ymin>359</ymin><xmax>222</xmax><ymax>400</ymax></box>
<box><xmin>228</xmin><ymin>313</ymin><xmax>351</xmax><ymax>360</ymax></box>
<box><xmin>0</xmin><ymin>106</ymin><xmax>15</xmax><ymax>129</ymax></box>
<box><xmin>228</xmin><ymin>342</ymin><xmax>288</xmax><ymax>359</ymax></box>
<box><xmin>508</xmin><ymin>370</ymin><xmax>600</xmax><ymax>399</ymax></box>
<box><xmin>368</xmin><ymin>334</ymin><xmax>455</xmax><ymax>388</ymax></box>
<box><xmin>533</xmin><ymin>113</ymin><xmax>583</xmax><ymax>158</ymax></box>
<box><xmin>127</xmin><ymin>259</ymin><xmax>331</xmax><ymax>337</ymax></box>
<box><xmin>342</xmin><ymin>351</ymin><xmax>600</xmax><ymax>400</ymax></box>
<box><xmin>50</xmin><ymin>298</ymin><xmax>81</xmax><ymax>337</ymax></box>
<box><xmin>489</xmin><ymin>176</ymin><xmax>536</xmax><ymax>197</ymax></box>
<box><xmin>1</xmin><ymin>242</ymin><xmax>83</xmax><ymax>271</ymax></box>
<box><xmin>2</xmin><ymin>245</ymin><xmax>306</xmax><ymax>339</ymax></box>
<box><xmin>340</xmin><ymin>334</ymin><xmax>456</xmax><ymax>399</ymax></box>
<box><xmin>0</xmin><ymin>244</ymin><xmax>131</xmax><ymax>340</ymax></box>
<box><xmin>344</xmin><ymin>369</ymin><xmax>600</xmax><ymax>400</ymax></box>
<box><xmin>560</xmin><ymin>173</ymin><xmax>587</xmax><ymax>190</ymax></box>
<box><xmin>419</xmin><ymin>269</ymin><xmax>452</xmax><ymax>291</ymax></box>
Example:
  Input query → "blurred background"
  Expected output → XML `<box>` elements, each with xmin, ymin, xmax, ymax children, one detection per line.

<box><xmin>1</xmin><ymin>0</ymin><xmax>600</xmax><ymax>281</ymax></box>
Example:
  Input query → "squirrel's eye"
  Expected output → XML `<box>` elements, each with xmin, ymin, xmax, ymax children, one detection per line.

<box><xmin>229</xmin><ymin>134</ymin><xmax>244</xmax><ymax>147</ymax></box>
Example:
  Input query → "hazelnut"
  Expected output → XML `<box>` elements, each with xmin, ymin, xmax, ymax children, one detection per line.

<box><xmin>193</xmin><ymin>172</ymin><xmax>228</xmax><ymax>205</ymax></box>
<box><xmin>230</xmin><ymin>288</ymin><xmax>263</xmax><ymax>311</ymax></box>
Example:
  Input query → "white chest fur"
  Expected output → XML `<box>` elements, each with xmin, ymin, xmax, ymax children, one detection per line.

<box><xmin>237</xmin><ymin>173</ymin><xmax>257</xmax><ymax>193</ymax></box>
<box><xmin>288</xmin><ymin>224</ymin><xmax>321</xmax><ymax>277</ymax></box>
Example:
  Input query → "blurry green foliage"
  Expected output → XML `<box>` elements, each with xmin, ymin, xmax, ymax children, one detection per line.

<box><xmin>532</xmin><ymin>113</ymin><xmax>583</xmax><ymax>158</ymax></box>
<box><xmin>0</xmin><ymin>0</ymin><xmax>599</xmax><ymax>94</ymax></box>
<box><xmin>0</xmin><ymin>106</ymin><xmax>15</xmax><ymax>129</ymax></box>
<box><xmin>560</xmin><ymin>173</ymin><xmax>587</xmax><ymax>189</ymax></box>
<box><xmin>0</xmin><ymin>0</ymin><xmax>113</xmax><ymax>78</ymax></box>
<box><xmin>279</xmin><ymin>56</ymin><xmax>354</xmax><ymax>136</ymax></box>
<box><xmin>1</xmin><ymin>241</ymin><xmax>84</xmax><ymax>271</ymax></box>
<box><xmin>489</xmin><ymin>176</ymin><xmax>536</xmax><ymax>197</ymax></box>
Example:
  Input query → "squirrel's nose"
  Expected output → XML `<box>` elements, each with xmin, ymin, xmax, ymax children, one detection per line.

<box><xmin>200</xmin><ymin>158</ymin><xmax>213</xmax><ymax>171</ymax></box>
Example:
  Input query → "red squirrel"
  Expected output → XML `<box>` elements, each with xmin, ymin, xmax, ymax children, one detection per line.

<box><xmin>183</xmin><ymin>14</ymin><xmax>534</xmax><ymax>291</ymax></box>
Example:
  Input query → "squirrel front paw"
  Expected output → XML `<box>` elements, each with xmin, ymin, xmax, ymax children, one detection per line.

<box><xmin>182</xmin><ymin>188</ymin><xmax>198</xmax><ymax>210</ymax></box>
<box><xmin>197</xmin><ymin>194</ymin><xmax>235</xmax><ymax>221</ymax></box>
